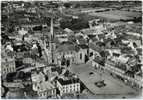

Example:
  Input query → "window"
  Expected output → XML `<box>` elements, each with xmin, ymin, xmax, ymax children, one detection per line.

<box><xmin>74</xmin><ymin>88</ymin><xmax>76</xmax><ymax>91</ymax></box>
<box><xmin>65</xmin><ymin>89</ymin><xmax>67</xmax><ymax>93</ymax></box>
<box><xmin>3</xmin><ymin>69</ymin><xmax>5</xmax><ymax>73</ymax></box>
<box><xmin>63</xmin><ymin>86</ymin><xmax>65</xmax><ymax>90</ymax></box>
<box><xmin>90</xmin><ymin>52</ymin><xmax>93</xmax><ymax>57</ymax></box>
<box><xmin>80</xmin><ymin>53</ymin><xmax>82</xmax><ymax>60</ymax></box>
<box><xmin>45</xmin><ymin>92</ymin><xmax>47</xmax><ymax>96</ymax></box>
<box><xmin>6</xmin><ymin>68</ymin><xmax>9</xmax><ymax>73</ymax></box>
<box><xmin>52</xmin><ymin>59</ymin><xmax>54</xmax><ymax>63</ymax></box>
<box><xmin>9</xmin><ymin>67</ymin><xmax>12</xmax><ymax>72</ymax></box>
<box><xmin>73</xmin><ymin>84</ymin><xmax>76</xmax><ymax>88</ymax></box>
<box><xmin>5</xmin><ymin>68</ymin><xmax>7</xmax><ymax>73</ymax></box>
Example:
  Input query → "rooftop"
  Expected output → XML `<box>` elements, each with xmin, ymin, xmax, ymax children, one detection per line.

<box><xmin>81</xmin><ymin>28</ymin><xmax>104</xmax><ymax>35</ymax></box>
<box><xmin>93</xmin><ymin>57</ymin><xmax>105</xmax><ymax>66</ymax></box>
<box><xmin>89</xmin><ymin>42</ymin><xmax>101</xmax><ymax>52</ymax></box>
<box><xmin>57</xmin><ymin>78</ymin><xmax>80</xmax><ymax>85</ymax></box>
<box><xmin>78</xmin><ymin>44</ymin><xmax>88</xmax><ymax>49</ymax></box>
<box><xmin>3</xmin><ymin>82</ymin><xmax>24</xmax><ymax>88</ymax></box>
<box><xmin>38</xmin><ymin>81</ymin><xmax>55</xmax><ymax>92</ymax></box>
<box><xmin>56</xmin><ymin>42</ymin><xmax>79</xmax><ymax>53</ymax></box>
<box><xmin>31</xmin><ymin>72</ymin><xmax>45</xmax><ymax>83</ymax></box>
<box><xmin>76</xmin><ymin>36</ymin><xmax>87</xmax><ymax>44</ymax></box>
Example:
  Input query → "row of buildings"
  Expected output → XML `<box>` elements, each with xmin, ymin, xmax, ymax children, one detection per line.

<box><xmin>88</xmin><ymin>19</ymin><xmax>142</xmax><ymax>89</ymax></box>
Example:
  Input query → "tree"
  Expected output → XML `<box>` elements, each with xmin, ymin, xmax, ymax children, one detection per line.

<box><xmin>60</xmin><ymin>17</ymin><xmax>89</xmax><ymax>30</ymax></box>
<box><xmin>66</xmin><ymin>59</ymin><xmax>70</xmax><ymax>67</ymax></box>
<box><xmin>74</xmin><ymin>3</ymin><xmax>80</xmax><ymax>8</ymax></box>
<box><xmin>33</xmin><ymin>25</ymin><xmax>43</xmax><ymax>31</ymax></box>
<box><xmin>68</xmin><ymin>35</ymin><xmax>76</xmax><ymax>43</ymax></box>
<box><xmin>36</xmin><ymin>42</ymin><xmax>42</xmax><ymax>57</ymax></box>
<box><xmin>64</xmin><ymin>3</ymin><xmax>72</xmax><ymax>8</ymax></box>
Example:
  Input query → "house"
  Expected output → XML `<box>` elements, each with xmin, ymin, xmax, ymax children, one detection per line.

<box><xmin>64</xmin><ymin>28</ymin><xmax>74</xmax><ymax>35</ymax></box>
<box><xmin>128</xmin><ymin>39</ymin><xmax>141</xmax><ymax>48</ymax></box>
<box><xmin>105</xmin><ymin>31</ymin><xmax>117</xmax><ymax>39</ymax></box>
<box><xmin>88</xmin><ymin>18</ymin><xmax>101</xmax><ymax>28</ymax></box>
<box><xmin>27</xmin><ymin>7</ymin><xmax>37</xmax><ymax>13</ymax></box>
<box><xmin>55</xmin><ymin>34</ymin><xmax>68</xmax><ymax>43</ymax></box>
<box><xmin>104</xmin><ymin>38</ymin><xmax>116</xmax><ymax>49</ymax></box>
<box><xmin>81</xmin><ymin>28</ymin><xmax>104</xmax><ymax>35</ymax></box>
<box><xmin>35</xmin><ymin>81</ymin><xmax>57</xmax><ymax>98</ymax></box>
<box><xmin>1</xmin><ymin>58</ymin><xmax>16</xmax><ymax>75</ymax></box>
<box><xmin>87</xmin><ymin>34</ymin><xmax>99</xmax><ymax>43</ymax></box>
<box><xmin>106</xmin><ymin>48</ymin><xmax>121</xmax><ymax>57</ymax></box>
<box><xmin>75</xmin><ymin>44</ymin><xmax>88</xmax><ymax>64</ymax></box>
<box><xmin>57</xmin><ymin>78</ymin><xmax>80</xmax><ymax>96</ymax></box>
<box><xmin>76</xmin><ymin>35</ymin><xmax>87</xmax><ymax>45</ymax></box>
<box><xmin>134</xmin><ymin>74</ymin><xmax>143</xmax><ymax>89</ymax></box>
<box><xmin>3</xmin><ymin>82</ymin><xmax>24</xmax><ymax>90</ymax></box>
<box><xmin>1</xmin><ymin>86</ymin><xmax>5</xmax><ymax>97</ymax></box>
<box><xmin>31</xmin><ymin>71</ymin><xmax>45</xmax><ymax>91</ymax></box>
<box><xmin>22</xmin><ymin>57</ymin><xmax>34</xmax><ymax>64</ymax></box>
<box><xmin>1</xmin><ymin>51</ymin><xmax>16</xmax><ymax>75</ymax></box>
<box><xmin>4</xmin><ymin>43</ymin><xmax>15</xmax><ymax>58</ymax></box>
<box><xmin>92</xmin><ymin>56</ymin><xmax>105</xmax><ymax>69</ymax></box>
<box><xmin>89</xmin><ymin>42</ymin><xmax>101</xmax><ymax>60</ymax></box>
<box><xmin>105</xmin><ymin>60</ymin><xmax>125</xmax><ymax>76</ymax></box>
<box><xmin>75</xmin><ymin>32</ymin><xmax>84</xmax><ymax>37</ymax></box>
<box><xmin>126</xmin><ymin>32</ymin><xmax>141</xmax><ymax>37</ymax></box>
<box><xmin>17</xmin><ymin>21</ymin><xmax>47</xmax><ymax>30</ymax></box>
<box><xmin>5</xmin><ymin>43</ymin><xmax>14</xmax><ymax>52</ymax></box>
<box><xmin>18</xmin><ymin>28</ymin><xmax>28</xmax><ymax>36</ymax></box>
<box><xmin>42</xmin><ymin>65</ymin><xmax>60</xmax><ymax>81</ymax></box>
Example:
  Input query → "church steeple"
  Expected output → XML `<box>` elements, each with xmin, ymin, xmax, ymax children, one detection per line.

<box><xmin>50</xmin><ymin>17</ymin><xmax>54</xmax><ymax>40</ymax></box>
<box><xmin>49</xmin><ymin>16</ymin><xmax>56</xmax><ymax>64</ymax></box>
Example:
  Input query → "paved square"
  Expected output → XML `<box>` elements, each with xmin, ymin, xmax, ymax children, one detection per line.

<box><xmin>69</xmin><ymin>62</ymin><xmax>139</xmax><ymax>96</ymax></box>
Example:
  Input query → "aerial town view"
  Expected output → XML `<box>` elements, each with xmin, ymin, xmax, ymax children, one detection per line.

<box><xmin>1</xmin><ymin>0</ymin><xmax>142</xmax><ymax>99</ymax></box>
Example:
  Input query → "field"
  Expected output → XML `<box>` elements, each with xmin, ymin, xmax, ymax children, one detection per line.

<box><xmin>89</xmin><ymin>10</ymin><xmax>141</xmax><ymax>21</ymax></box>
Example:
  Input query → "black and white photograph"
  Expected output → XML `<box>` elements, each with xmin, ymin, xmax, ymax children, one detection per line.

<box><xmin>1</xmin><ymin>0</ymin><xmax>142</xmax><ymax>99</ymax></box>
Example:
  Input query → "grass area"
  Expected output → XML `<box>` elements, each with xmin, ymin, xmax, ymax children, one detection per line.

<box><xmin>89</xmin><ymin>10</ymin><xmax>141</xmax><ymax>21</ymax></box>
<box><xmin>64</xmin><ymin>7</ymin><xmax>141</xmax><ymax>23</ymax></box>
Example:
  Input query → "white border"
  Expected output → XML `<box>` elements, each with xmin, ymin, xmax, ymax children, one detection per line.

<box><xmin>0</xmin><ymin>0</ymin><xmax>142</xmax><ymax>100</ymax></box>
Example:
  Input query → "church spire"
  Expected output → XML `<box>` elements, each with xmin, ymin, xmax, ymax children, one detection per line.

<box><xmin>50</xmin><ymin>17</ymin><xmax>54</xmax><ymax>40</ymax></box>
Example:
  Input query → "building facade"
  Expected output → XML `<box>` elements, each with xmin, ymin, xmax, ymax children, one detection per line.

<box><xmin>1</xmin><ymin>57</ymin><xmax>16</xmax><ymax>75</ymax></box>
<box><xmin>36</xmin><ymin>81</ymin><xmax>57</xmax><ymax>98</ymax></box>
<box><xmin>57</xmin><ymin>78</ymin><xmax>80</xmax><ymax>96</ymax></box>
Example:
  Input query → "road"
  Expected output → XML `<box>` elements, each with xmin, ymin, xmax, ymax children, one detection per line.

<box><xmin>68</xmin><ymin>62</ymin><xmax>140</xmax><ymax>98</ymax></box>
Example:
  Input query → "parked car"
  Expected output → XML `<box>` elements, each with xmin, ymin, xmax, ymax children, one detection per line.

<box><xmin>89</xmin><ymin>72</ymin><xmax>94</xmax><ymax>75</ymax></box>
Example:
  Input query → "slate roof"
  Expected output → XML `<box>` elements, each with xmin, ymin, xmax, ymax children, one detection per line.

<box><xmin>136</xmin><ymin>48</ymin><xmax>142</xmax><ymax>55</ymax></box>
<box><xmin>56</xmin><ymin>42</ymin><xmax>79</xmax><ymax>53</ymax></box>
<box><xmin>78</xmin><ymin>44</ymin><xmax>88</xmax><ymax>49</ymax></box>
<box><xmin>76</xmin><ymin>36</ymin><xmax>87</xmax><ymax>44</ymax></box>
<box><xmin>38</xmin><ymin>81</ymin><xmax>55</xmax><ymax>91</ymax></box>
<box><xmin>57</xmin><ymin>78</ymin><xmax>80</xmax><ymax>85</ymax></box>
<box><xmin>89</xmin><ymin>42</ymin><xmax>101</xmax><ymax>52</ymax></box>
<box><xmin>93</xmin><ymin>57</ymin><xmax>105</xmax><ymax>66</ymax></box>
